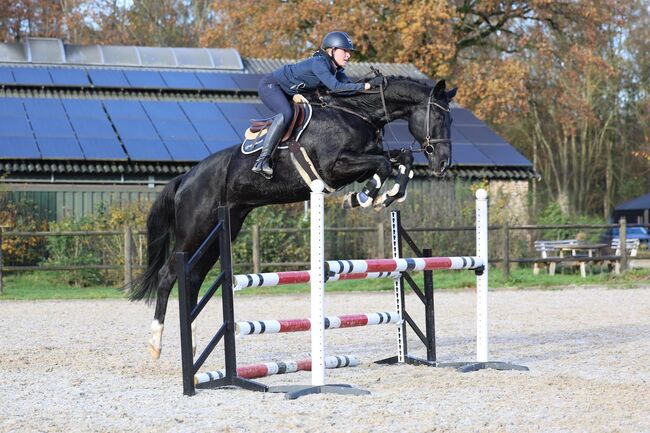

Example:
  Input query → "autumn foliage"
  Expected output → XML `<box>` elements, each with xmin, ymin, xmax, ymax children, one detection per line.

<box><xmin>1</xmin><ymin>0</ymin><xmax>648</xmax><ymax>217</ymax></box>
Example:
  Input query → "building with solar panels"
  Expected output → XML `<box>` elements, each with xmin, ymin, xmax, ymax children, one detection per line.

<box><xmin>0</xmin><ymin>38</ymin><xmax>536</xmax><ymax>222</ymax></box>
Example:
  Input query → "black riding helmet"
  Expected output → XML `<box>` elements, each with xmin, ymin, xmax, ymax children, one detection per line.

<box><xmin>321</xmin><ymin>31</ymin><xmax>355</xmax><ymax>51</ymax></box>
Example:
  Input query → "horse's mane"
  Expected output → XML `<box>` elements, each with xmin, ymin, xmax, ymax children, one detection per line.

<box><xmin>311</xmin><ymin>75</ymin><xmax>433</xmax><ymax>114</ymax></box>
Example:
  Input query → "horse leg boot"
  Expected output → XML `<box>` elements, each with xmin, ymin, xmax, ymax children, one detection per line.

<box><xmin>251</xmin><ymin>113</ymin><xmax>285</xmax><ymax>179</ymax></box>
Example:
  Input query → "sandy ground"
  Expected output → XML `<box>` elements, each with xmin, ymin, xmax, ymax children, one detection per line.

<box><xmin>1</xmin><ymin>287</ymin><xmax>649</xmax><ymax>433</ymax></box>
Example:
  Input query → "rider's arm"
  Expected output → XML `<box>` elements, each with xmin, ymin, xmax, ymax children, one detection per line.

<box><xmin>312</xmin><ymin>58</ymin><xmax>364</xmax><ymax>93</ymax></box>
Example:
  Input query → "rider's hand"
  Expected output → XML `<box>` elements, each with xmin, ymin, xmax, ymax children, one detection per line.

<box><xmin>364</xmin><ymin>83</ymin><xmax>371</xmax><ymax>91</ymax></box>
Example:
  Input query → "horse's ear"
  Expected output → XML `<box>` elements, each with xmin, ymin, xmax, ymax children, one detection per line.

<box><xmin>447</xmin><ymin>87</ymin><xmax>458</xmax><ymax>100</ymax></box>
<box><xmin>433</xmin><ymin>80</ymin><xmax>446</xmax><ymax>98</ymax></box>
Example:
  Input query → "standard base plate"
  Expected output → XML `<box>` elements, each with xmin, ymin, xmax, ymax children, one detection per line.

<box><xmin>268</xmin><ymin>383</ymin><xmax>370</xmax><ymax>400</ymax></box>
<box><xmin>376</xmin><ymin>355</ymin><xmax>529</xmax><ymax>372</ymax></box>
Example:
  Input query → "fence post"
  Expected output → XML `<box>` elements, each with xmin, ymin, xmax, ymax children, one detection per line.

<box><xmin>377</xmin><ymin>222</ymin><xmax>384</xmax><ymax>258</ymax></box>
<box><xmin>124</xmin><ymin>225</ymin><xmax>133</xmax><ymax>290</ymax></box>
<box><xmin>252</xmin><ymin>224</ymin><xmax>260</xmax><ymax>273</ymax></box>
<box><xmin>619</xmin><ymin>217</ymin><xmax>627</xmax><ymax>272</ymax></box>
<box><xmin>0</xmin><ymin>227</ymin><xmax>4</xmax><ymax>295</ymax></box>
<box><xmin>502</xmin><ymin>222</ymin><xmax>510</xmax><ymax>280</ymax></box>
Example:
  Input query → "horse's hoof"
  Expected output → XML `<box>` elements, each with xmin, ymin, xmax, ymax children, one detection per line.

<box><xmin>147</xmin><ymin>343</ymin><xmax>161</xmax><ymax>360</ymax></box>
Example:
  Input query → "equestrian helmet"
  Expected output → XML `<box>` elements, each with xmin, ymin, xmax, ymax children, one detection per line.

<box><xmin>322</xmin><ymin>31</ymin><xmax>355</xmax><ymax>51</ymax></box>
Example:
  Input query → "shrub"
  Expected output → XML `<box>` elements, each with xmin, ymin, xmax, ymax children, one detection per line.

<box><xmin>0</xmin><ymin>195</ymin><xmax>48</xmax><ymax>266</ymax></box>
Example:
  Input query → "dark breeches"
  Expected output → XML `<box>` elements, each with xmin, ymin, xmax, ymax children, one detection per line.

<box><xmin>258</xmin><ymin>74</ymin><xmax>293</xmax><ymax>130</ymax></box>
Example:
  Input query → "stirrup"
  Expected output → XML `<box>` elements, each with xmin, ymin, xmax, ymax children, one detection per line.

<box><xmin>252</xmin><ymin>160</ymin><xmax>273</xmax><ymax>179</ymax></box>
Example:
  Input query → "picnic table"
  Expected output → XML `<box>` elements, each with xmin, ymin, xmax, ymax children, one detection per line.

<box><xmin>533</xmin><ymin>238</ymin><xmax>640</xmax><ymax>277</ymax></box>
<box><xmin>558</xmin><ymin>243</ymin><xmax>608</xmax><ymax>278</ymax></box>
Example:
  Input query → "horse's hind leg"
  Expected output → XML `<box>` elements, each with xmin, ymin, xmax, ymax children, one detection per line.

<box><xmin>147</xmin><ymin>255</ymin><xmax>212</xmax><ymax>359</ymax></box>
<box><xmin>148</xmin><ymin>259</ymin><xmax>176</xmax><ymax>359</ymax></box>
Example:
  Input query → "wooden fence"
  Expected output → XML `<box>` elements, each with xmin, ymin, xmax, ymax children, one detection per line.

<box><xmin>0</xmin><ymin>218</ymin><xmax>646</xmax><ymax>294</ymax></box>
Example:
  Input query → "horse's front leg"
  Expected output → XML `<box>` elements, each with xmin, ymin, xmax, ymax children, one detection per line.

<box><xmin>331</xmin><ymin>153</ymin><xmax>392</xmax><ymax>209</ymax></box>
<box><xmin>373</xmin><ymin>149</ymin><xmax>414</xmax><ymax>208</ymax></box>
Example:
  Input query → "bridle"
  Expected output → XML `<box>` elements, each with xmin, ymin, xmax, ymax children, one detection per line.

<box><xmin>421</xmin><ymin>87</ymin><xmax>451</xmax><ymax>157</ymax></box>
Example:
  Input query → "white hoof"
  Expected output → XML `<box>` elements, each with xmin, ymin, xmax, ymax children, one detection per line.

<box><xmin>147</xmin><ymin>343</ymin><xmax>161</xmax><ymax>360</ymax></box>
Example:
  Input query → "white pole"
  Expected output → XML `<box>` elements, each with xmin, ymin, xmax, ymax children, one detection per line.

<box><xmin>475</xmin><ymin>188</ymin><xmax>489</xmax><ymax>362</ymax></box>
<box><xmin>310</xmin><ymin>180</ymin><xmax>326</xmax><ymax>386</ymax></box>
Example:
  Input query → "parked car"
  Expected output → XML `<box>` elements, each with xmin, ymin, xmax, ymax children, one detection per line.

<box><xmin>603</xmin><ymin>226</ymin><xmax>650</xmax><ymax>245</ymax></box>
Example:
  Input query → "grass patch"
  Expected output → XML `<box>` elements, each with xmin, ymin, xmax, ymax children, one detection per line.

<box><xmin>2</xmin><ymin>265</ymin><xmax>648</xmax><ymax>301</ymax></box>
<box><xmin>0</xmin><ymin>272</ymin><xmax>124</xmax><ymax>300</ymax></box>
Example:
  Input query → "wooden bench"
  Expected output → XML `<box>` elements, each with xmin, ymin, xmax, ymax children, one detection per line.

<box><xmin>610</xmin><ymin>238</ymin><xmax>640</xmax><ymax>274</ymax></box>
<box><xmin>533</xmin><ymin>239</ymin><xmax>581</xmax><ymax>275</ymax></box>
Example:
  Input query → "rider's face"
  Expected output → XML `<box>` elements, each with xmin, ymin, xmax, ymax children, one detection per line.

<box><xmin>331</xmin><ymin>48</ymin><xmax>351</xmax><ymax>68</ymax></box>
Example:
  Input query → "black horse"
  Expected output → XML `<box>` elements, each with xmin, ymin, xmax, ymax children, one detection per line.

<box><xmin>130</xmin><ymin>77</ymin><xmax>457</xmax><ymax>359</ymax></box>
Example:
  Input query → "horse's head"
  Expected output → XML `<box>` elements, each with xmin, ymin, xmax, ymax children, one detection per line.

<box><xmin>407</xmin><ymin>80</ymin><xmax>457</xmax><ymax>177</ymax></box>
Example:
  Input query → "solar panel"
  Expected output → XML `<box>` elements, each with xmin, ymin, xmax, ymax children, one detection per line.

<box><xmin>450</xmin><ymin>108</ymin><xmax>485</xmax><ymax>126</ymax></box>
<box><xmin>103</xmin><ymin>100</ymin><xmax>148</xmax><ymax>119</ymax></box>
<box><xmin>216</xmin><ymin>102</ymin><xmax>263</xmax><ymax>119</ymax></box>
<box><xmin>0</xmin><ymin>137</ymin><xmax>40</xmax><ymax>158</ymax></box>
<box><xmin>12</xmin><ymin>68</ymin><xmax>52</xmax><ymax>86</ymax></box>
<box><xmin>88</xmin><ymin>69</ymin><xmax>129</xmax><ymax>88</ymax></box>
<box><xmin>474</xmin><ymin>143</ymin><xmax>530</xmax><ymax>166</ymax></box>
<box><xmin>451</xmin><ymin>143</ymin><xmax>493</xmax><ymax>165</ymax></box>
<box><xmin>191</xmin><ymin>120</ymin><xmax>240</xmax><ymax>142</ymax></box>
<box><xmin>121</xmin><ymin>138</ymin><xmax>172</xmax><ymax>161</ymax></box>
<box><xmin>194</xmin><ymin>72</ymin><xmax>239</xmax><ymax>91</ymax></box>
<box><xmin>48</xmin><ymin>68</ymin><xmax>91</xmax><ymax>87</ymax></box>
<box><xmin>23</xmin><ymin>99</ymin><xmax>67</xmax><ymax>119</ymax></box>
<box><xmin>226</xmin><ymin>119</ymin><xmax>251</xmax><ymax>140</ymax></box>
<box><xmin>141</xmin><ymin>101</ymin><xmax>185</xmax><ymax>120</ymax></box>
<box><xmin>0</xmin><ymin>98</ymin><xmax>24</xmax><ymax>117</ymax></box>
<box><xmin>164</xmin><ymin>140</ymin><xmax>210</xmax><ymax>161</ymax></box>
<box><xmin>62</xmin><ymin>100</ymin><xmax>106</xmax><ymax>119</ymax></box>
<box><xmin>78</xmin><ymin>137</ymin><xmax>127</xmax><ymax>160</ymax></box>
<box><xmin>457</xmin><ymin>126</ymin><xmax>507</xmax><ymax>144</ymax></box>
<box><xmin>152</xmin><ymin>120</ymin><xmax>200</xmax><ymax>141</ymax></box>
<box><xmin>230</xmin><ymin>74</ymin><xmax>264</xmax><ymax>92</ymax></box>
<box><xmin>203</xmin><ymin>140</ymin><xmax>237</xmax><ymax>154</ymax></box>
<box><xmin>124</xmin><ymin>70</ymin><xmax>167</xmax><ymax>89</ymax></box>
<box><xmin>112</xmin><ymin>118</ymin><xmax>159</xmax><ymax>140</ymax></box>
<box><xmin>180</xmin><ymin>101</ymin><xmax>227</xmax><ymax>122</ymax></box>
<box><xmin>30</xmin><ymin>118</ymin><xmax>75</xmax><ymax>138</ymax></box>
<box><xmin>0</xmin><ymin>67</ymin><xmax>15</xmax><ymax>85</ymax></box>
<box><xmin>37</xmin><ymin>137</ymin><xmax>84</xmax><ymax>159</ymax></box>
<box><xmin>160</xmin><ymin>71</ymin><xmax>202</xmax><ymax>90</ymax></box>
<box><xmin>0</xmin><ymin>117</ymin><xmax>32</xmax><ymax>137</ymax></box>
<box><xmin>450</xmin><ymin>125</ymin><xmax>469</xmax><ymax>142</ymax></box>
<box><xmin>70</xmin><ymin>118</ymin><xmax>116</xmax><ymax>139</ymax></box>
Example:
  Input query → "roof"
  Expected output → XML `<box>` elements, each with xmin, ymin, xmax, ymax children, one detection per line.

<box><xmin>0</xmin><ymin>39</ymin><xmax>535</xmax><ymax>183</ymax></box>
<box><xmin>614</xmin><ymin>193</ymin><xmax>650</xmax><ymax>211</ymax></box>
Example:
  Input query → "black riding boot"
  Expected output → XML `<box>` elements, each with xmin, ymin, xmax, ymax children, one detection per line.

<box><xmin>251</xmin><ymin>113</ymin><xmax>285</xmax><ymax>179</ymax></box>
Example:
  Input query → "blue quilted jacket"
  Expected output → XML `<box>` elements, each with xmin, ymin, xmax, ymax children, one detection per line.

<box><xmin>271</xmin><ymin>50</ymin><xmax>364</xmax><ymax>95</ymax></box>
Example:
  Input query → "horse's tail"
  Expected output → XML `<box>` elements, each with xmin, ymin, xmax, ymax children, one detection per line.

<box><xmin>129</xmin><ymin>175</ymin><xmax>182</xmax><ymax>303</ymax></box>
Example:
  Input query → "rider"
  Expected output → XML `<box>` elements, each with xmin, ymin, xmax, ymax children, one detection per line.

<box><xmin>252</xmin><ymin>31</ymin><xmax>385</xmax><ymax>178</ymax></box>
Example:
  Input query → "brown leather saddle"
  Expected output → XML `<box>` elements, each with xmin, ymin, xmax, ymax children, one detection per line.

<box><xmin>241</xmin><ymin>94</ymin><xmax>312</xmax><ymax>154</ymax></box>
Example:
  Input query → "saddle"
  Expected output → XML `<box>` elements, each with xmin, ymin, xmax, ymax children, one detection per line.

<box><xmin>240</xmin><ymin>94</ymin><xmax>312</xmax><ymax>154</ymax></box>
